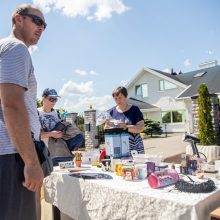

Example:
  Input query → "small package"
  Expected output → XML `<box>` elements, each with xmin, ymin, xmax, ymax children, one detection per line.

<box><xmin>59</xmin><ymin>161</ymin><xmax>74</xmax><ymax>169</ymax></box>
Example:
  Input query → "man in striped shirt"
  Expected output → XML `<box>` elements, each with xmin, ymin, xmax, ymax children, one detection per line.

<box><xmin>0</xmin><ymin>4</ymin><xmax>46</xmax><ymax>220</ymax></box>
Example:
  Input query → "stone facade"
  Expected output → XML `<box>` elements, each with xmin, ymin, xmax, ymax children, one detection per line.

<box><xmin>66</xmin><ymin>112</ymin><xmax>78</xmax><ymax>125</ymax></box>
<box><xmin>84</xmin><ymin>109</ymin><xmax>98</xmax><ymax>149</ymax></box>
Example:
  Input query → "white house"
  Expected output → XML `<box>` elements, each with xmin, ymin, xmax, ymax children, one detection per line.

<box><xmin>126</xmin><ymin>60</ymin><xmax>220</xmax><ymax>133</ymax></box>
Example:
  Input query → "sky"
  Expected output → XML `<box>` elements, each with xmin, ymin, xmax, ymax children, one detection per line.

<box><xmin>1</xmin><ymin>0</ymin><xmax>220</xmax><ymax>114</ymax></box>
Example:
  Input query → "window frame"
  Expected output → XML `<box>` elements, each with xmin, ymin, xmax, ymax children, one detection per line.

<box><xmin>159</xmin><ymin>80</ymin><xmax>177</xmax><ymax>91</ymax></box>
<box><xmin>135</xmin><ymin>83</ymin><xmax>148</xmax><ymax>98</ymax></box>
<box><xmin>161</xmin><ymin>110</ymin><xmax>185</xmax><ymax>124</ymax></box>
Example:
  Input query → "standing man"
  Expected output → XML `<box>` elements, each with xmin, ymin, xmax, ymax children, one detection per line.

<box><xmin>0</xmin><ymin>4</ymin><xmax>46</xmax><ymax>220</ymax></box>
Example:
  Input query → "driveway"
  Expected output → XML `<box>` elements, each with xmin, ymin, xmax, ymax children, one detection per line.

<box><xmin>143</xmin><ymin>134</ymin><xmax>189</xmax><ymax>161</ymax></box>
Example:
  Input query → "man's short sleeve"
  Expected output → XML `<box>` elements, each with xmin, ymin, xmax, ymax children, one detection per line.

<box><xmin>0</xmin><ymin>43</ymin><xmax>30</xmax><ymax>89</ymax></box>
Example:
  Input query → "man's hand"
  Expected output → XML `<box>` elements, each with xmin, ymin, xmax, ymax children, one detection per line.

<box><xmin>22</xmin><ymin>161</ymin><xmax>44</xmax><ymax>192</ymax></box>
<box><xmin>51</xmin><ymin>130</ymin><xmax>63</xmax><ymax>138</ymax></box>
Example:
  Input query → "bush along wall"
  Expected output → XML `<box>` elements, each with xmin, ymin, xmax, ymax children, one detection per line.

<box><xmin>197</xmin><ymin>84</ymin><xmax>216</xmax><ymax>145</ymax></box>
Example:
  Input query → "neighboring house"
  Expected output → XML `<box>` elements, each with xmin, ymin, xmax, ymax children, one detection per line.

<box><xmin>126</xmin><ymin>60</ymin><xmax>220</xmax><ymax>133</ymax></box>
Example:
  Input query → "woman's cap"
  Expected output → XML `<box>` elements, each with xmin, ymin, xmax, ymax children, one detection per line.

<box><xmin>42</xmin><ymin>88</ymin><xmax>60</xmax><ymax>97</ymax></box>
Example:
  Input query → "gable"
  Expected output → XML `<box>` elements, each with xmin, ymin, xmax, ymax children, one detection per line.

<box><xmin>126</xmin><ymin>67</ymin><xmax>188</xmax><ymax>90</ymax></box>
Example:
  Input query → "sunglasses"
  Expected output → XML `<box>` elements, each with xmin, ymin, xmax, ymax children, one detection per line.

<box><xmin>48</xmin><ymin>97</ymin><xmax>58</xmax><ymax>103</ymax></box>
<box><xmin>20</xmin><ymin>13</ymin><xmax>47</xmax><ymax>29</ymax></box>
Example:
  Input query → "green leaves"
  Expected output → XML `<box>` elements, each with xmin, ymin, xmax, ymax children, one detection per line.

<box><xmin>197</xmin><ymin>83</ymin><xmax>216</xmax><ymax>145</ymax></box>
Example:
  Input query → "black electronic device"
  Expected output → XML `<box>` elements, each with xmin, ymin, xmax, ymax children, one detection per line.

<box><xmin>182</xmin><ymin>133</ymin><xmax>201</xmax><ymax>158</ymax></box>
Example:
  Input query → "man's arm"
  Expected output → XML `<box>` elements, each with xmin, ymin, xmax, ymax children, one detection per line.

<box><xmin>0</xmin><ymin>83</ymin><xmax>43</xmax><ymax>192</ymax></box>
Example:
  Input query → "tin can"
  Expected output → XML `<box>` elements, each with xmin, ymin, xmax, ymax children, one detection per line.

<box><xmin>135</xmin><ymin>164</ymin><xmax>147</xmax><ymax>180</ymax></box>
<box><xmin>122</xmin><ymin>166</ymin><xmax>135</xmax><ymax>181</ymax></box>
<box><xmin>147</xmin><ymin>162</ymin><xmax>155</xmax><ymax>177</ymax></box>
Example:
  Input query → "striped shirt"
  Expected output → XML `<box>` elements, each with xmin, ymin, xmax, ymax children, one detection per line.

<box><xmin>0</xmin><ymin>36</ymin><xmax>41</xmax><ymax>155</ymax></box>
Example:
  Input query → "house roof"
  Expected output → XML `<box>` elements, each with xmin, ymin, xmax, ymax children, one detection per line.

<box><xmin>176</xmin><ymin>65</ymin><xmax>220</xmax><ymax>99</ymax></box>
<box><xmin>127</xmin><ymin>97</ymin><xmax>159</xmax><ymax>110</ymax></box>
<box><xmin>126</xmin><ymin>65</ymin><xmax>220</xmax><ymax>100</ymax></box>
<box><xmin>126</xmin><ymin>67</ymin><xmax>188</xmax><ymax>90</ymax></box>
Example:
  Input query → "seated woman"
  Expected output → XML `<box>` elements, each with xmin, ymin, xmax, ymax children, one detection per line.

<box><xmin>38</xmin><ymin>88</ymin><xmax>84</xmax><ymax>164</ymax></box>
<box><xmin>104</xmin><ymin>86</ymin><xmax>145</xmax><ymax>155</ymax></box>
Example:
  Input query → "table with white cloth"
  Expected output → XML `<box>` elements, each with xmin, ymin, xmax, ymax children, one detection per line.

<box><xmin>44</xmin><ymin>166</ymin><xmax>220</xmax><ymax>220</ymax></box>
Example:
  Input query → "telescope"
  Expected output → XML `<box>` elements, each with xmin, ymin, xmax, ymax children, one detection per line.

<box><xmin>182</xmin><ymin>133</ymin><xmax>200</xmax><ymax>158</ymax></box>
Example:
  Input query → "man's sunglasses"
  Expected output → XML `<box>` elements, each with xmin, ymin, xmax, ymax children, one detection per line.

<box><xmin>19</xmin><ymin>13</ymin><xmax>47</xmax><ymax>29</ymax></box>
<box><xmin>48</xmin><ymin>97</ymin><xmax>58</xmax><ymax>103</ymax></box>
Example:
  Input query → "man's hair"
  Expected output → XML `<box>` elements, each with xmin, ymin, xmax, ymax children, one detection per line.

<box><xmin>11</xmin><ymin>4</ymin><xmax>33</xmax><ymax>26</ymax></box>
<box><xmin>112</xmin><ymin>86</ymin><xmax>128</xmax><ymax>98</ymax></box>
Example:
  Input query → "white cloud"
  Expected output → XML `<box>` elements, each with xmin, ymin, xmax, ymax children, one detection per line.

<box><xmin>75</xmin><ymin>69</ymin><xmax>88</xmax><ymax>76</ymax></box>
<box><xmin>58</xmin><ymin>79</ymin><xmax>113</xmax><ymax>113</ymax></box>
<box><xmin>33</xmin><ymin>0</ymin><xmax>129</xmax><ymax>21</ymax></box>
<box><xmin>62</xmin><ymin>95</ymin><xmax>113</xmax><ymax>113</ymax></box>
<box><xmin>184</xmin><ymin>59</ymin><xmax>191</xmax><ymax>66</ymax></box>
<box><xmin>120</xmin><ymin>80</ymin><xmax>127</xmax><ymax>86</ymax></box>
<box><xmin>207</xmin><ymin>50</ymin><xmax>214</xmax><ymax>55</ymax></box>
<box><xmin>162</xmin><ymin>68</ymin><xmax>170</xmax><ymax>73</ymax></box>
<box><xmin>59</xmin><ymin>80</ymin><xmax>94</xmax><ymax>96</ymax></box>
<box><xmin>89</xmin><ymin>70</ymin><xmax>98</xmax><ymax>75</ymax></box>
<box><xmin>74</xmin><ymin>69</ymin><xmax>98</xmax><ymax>76</ymax></box>
<box><xmin>28</xmin><ymin>45</ymin><xmax>38</xmax><ymax>54</ymax></box>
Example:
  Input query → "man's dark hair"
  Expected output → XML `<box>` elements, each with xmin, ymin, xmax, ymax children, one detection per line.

<box><xmin>112</xmin><ymin>86</ymin><xmax>128</xmax><ymax>98</ymax></box>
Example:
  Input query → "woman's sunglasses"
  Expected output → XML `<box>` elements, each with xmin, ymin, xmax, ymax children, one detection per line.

<box><xmin>48</xmin><ymin>97</ymin><xmax>58</xmax><ymax>103</ymax></box>
<box><xmin>19</xmin><ymin>13</ymin><xmax>47</xmax><ymax>29</ymax></box>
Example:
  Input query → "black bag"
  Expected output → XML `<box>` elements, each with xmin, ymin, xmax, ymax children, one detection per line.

<box><xmin>53</xmin><ymin>121</ymin><xmax>67</xmax><ymax>132</ymax></box>
<box><xmin>34</xmin><ymin>140</ymin><xmax>53</xmax><ymax>177</ymax></box>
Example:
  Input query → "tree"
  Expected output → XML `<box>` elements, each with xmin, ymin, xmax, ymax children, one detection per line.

<box><xmin>144</xmin><ymin>118</ymin><xmax>163</xmax><ymax>137</ymax></box>
<box><xmin>197</xmin><ymin>83</ymin><xmax>216</xmax><ymax>145</ymax></box>
<box><xmin>77</xmin><ymin>114</ymin><xmax>85</xmax><ymax>132</ymax></box>
<box><xmin>36</xmin><ymin>98</ymin><xmax>42</xmax><ymax>108</ymax></box>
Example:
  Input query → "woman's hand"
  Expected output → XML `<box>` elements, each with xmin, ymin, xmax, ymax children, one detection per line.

<box><xmin>50</xmin><ymin>131</ymin><xmax>63</xmax><ymax>138</ymax></box>
<box><xmin>119</xmin><ymin>122</ymin><xmax>127</xmax><ymax>130</ymax></box>
<box><xmin>104</xmin><ymin>119</ymin><xmax>114</xmax><ymax>129</ymax></box>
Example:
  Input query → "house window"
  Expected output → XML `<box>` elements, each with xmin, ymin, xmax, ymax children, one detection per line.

<box><xmin>135</xmin><ymin>84</ymin><xmax>148</xmax><ymax>98</ymax></box>
<box><xmin>162</xmin><ymin>110</ymin><xmax>184</xmax><ymax>124</ymax></box>
<box><xmin>159</xmin><ymin>80</ymin><xmax>177</xmax><ymax>91</ymax></box>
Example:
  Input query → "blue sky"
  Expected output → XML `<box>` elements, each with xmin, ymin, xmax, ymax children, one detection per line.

<box><xmin>1</xmin><ymin>0</ymin><xmax>220</xmax><ymax>114</ymax></box>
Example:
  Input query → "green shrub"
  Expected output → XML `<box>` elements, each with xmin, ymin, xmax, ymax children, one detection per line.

<box><xmin>197</xmin><ymin>84</ymin><xmax>216</xmax><ymax>145</ymax></box>
<box><xmin>144</xmin><ymin>118</ymin><xmax>163</xmax><ymax>137</ymax></box>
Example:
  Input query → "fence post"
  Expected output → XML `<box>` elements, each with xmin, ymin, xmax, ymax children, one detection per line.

<box><xmin>84</xmin><ymin>109</ymin><xmax>98</xmax><ymax>150</ymax></box>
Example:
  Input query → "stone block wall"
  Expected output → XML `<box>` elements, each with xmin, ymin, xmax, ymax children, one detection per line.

<box><xmin>84</xmin><ymin>109</ymin><xmax>98</xmax><ymax>150</ymax></box>
<box><xmin>66</xmin><ymin>112</ymin><xmax>78</xmax><ymax>125</ymax></box>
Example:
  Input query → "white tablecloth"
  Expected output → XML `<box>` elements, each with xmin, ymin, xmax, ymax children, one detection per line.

<box><xmin>44</xmin><ymin>166</ymin><xmax>220</xmax><ymax>220</ymax></box>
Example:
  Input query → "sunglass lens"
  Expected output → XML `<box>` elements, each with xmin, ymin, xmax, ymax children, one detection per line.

<box><xmin>33</xmin><ymin>17</ymin><xmax>47</xmax><ymax>29</ymax></box>
<box><xmin>49</xmin><ymin>98</ymin><xmax>57</xmax><ymax>102</ymax></box>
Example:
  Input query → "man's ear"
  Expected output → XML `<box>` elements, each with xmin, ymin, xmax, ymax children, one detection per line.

<box><xmin>14</xmin><ymin>14</ymin><xmax>23</xmax><ymax>26</ymax></box>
